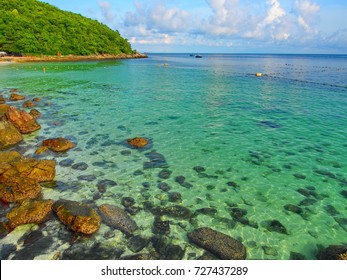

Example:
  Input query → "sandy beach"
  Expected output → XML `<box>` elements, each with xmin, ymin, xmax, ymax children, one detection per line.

<box><xmin>0</xmin><ymin>53</ymin><xmax>147</xmax><ymax>64</ymax></box>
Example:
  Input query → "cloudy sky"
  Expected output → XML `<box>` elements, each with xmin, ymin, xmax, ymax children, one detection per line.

<box><xmin>41</xmin><ymin>0</ymin><xmax>347</xmax><ymax>53</ymax></box>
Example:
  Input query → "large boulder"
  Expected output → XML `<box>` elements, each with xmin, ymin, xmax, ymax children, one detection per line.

<box><xmin>99</xmin><ymin>204</ymin><xmax>138</xmax><ymax>236</ymax></box>
<box><xmin>6</xmin><ymin>199</ymin><xmax>54</xmax><ymax>228</ymax></box>
<box><xmin>0</xmin><ymin>176</ymin><xmax>42</xmax><ymax>203</ymax></box>
<box><xmin>0</xmin><ymin>104</ymin><xmax>10</xmax><ymax>118</ymax></box>
<box><xmin>0</xmin><ymin>151</ymin><xmax>22</xmax><ymax>163</ymax></box>
<box><xmin>42</xmin><ymin>137</ymin><xmax>76</xmax><ymax>152</ymax></box>
<box><xmin>53</xmin><ymin>200</ymin><xmax>101</xmax><ymax>235</ymax></box>
<box><xmin>187</xmin><ymin>227</ymin><xmax>246</xmax><ymax>260</ymax></box>
<box><xmin>5</xmin><ymin>106</ymin><xmax>41</xmax><ymax>134</ymax></box>
<box><xmin>0</xmin><ymin>157</ymin><xmax>56</xmax><ymax>182</ymax></box>
<box><xmin>127</xmin><ymin>137</ymin><xmax>149</xmax><ymax>149</ymax></box>
<box><xmin>0</xmin><ymin>120</ymin><xmax>23</xmax><ymax>150</ymax></box>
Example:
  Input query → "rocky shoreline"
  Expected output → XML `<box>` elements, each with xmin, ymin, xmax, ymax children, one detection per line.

<box><xmin>0</xmin><ymin>88</ymin><xmax>346</xmax><ymax>260</ymax></box>
<box><xmin>0</xmin><ymin>53</ymin><xmax>147</xmax><ymax>64</ymax></box>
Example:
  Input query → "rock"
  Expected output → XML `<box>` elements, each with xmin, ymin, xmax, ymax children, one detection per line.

<box><xmin>71</xmin><ymin>162</ymin><xmax>88</xmax><ymax>170</ymax></box>
<box><xmin>168</xmin><ymin>192</ymin><xmax>182</xmax><ymax>203</ymax></box>
<box><xmin>193</xmin><ymin>166</ymin><xmax>206</xmax><ymax>173</ymax></box>
<box><xmin>0</xmin><ymin>176</ymin><xmax>41</xmax><ymax>203</ymax></box>
<box><xmin>340</xmin><ymin>190</ymin><xmax>347</xmax><ymax>199</ymax></box>
<box><xmin>77</xmin><ymin>175</ymin><xmax>96</xmax><ymax>182</ymax></box>
<box><xmin>258</xmin><ymin>120</ymin><xmax>282</xmax><ymax>129</ymax></box>
<box><xmin>59</xmin><ymin>158</ymin><xmax>74</xmax><ymax>167</ymax></box>
<box><xmin>53</xmin><ymin>200</ymin><xmax>101</xmax><ymax>235</ymax></box>
<box><xmin>0</xmin><ymin>150</ymin><xmax>21</xmax><ymax>163</ymax></box>
<box><xmin>151</xmin><ymin>236</ymin><xmax>185</xmax><ymax>260</ymax></box>
<box><xmin>290</xmin><ymin>252</ymin><xmax>306</xmax><ymax>260</ymax></box>
<box><xmin>158</xmin><ymin>169</ymin><xmax>172</xmax><ymax>179</ymax></box>
<box><xmin>0</xmin><ymin>104</ymin><xmax>10</xmax><ymax>117</ymax></box>
<box><xmin>263</xmin><ymin>220</ymin><xmax>288</xmax><ymax>234</ymax></box>
<box><xmin>127</xmin><ymin>137</ymin><xmax>149</xmax><ymax>148</ymax></box>
<box><xmin>127</xmin><ymin>236</ymin><xmax>149</xmax><ymax>253</ymax></box>
<box><xmin>0</xmin><ymin>120</ymin><xmax>23</xmax><ymax>150</ymax></box>
<box><xmin>0</xmin><ymin>96</ymin><xmax>5</xmax><ymax>104</ymax></box>
<box><xmin>97</xmin><ymin>179</ymin><xmax>117</xmax><ymax>193</ymax></box>
<box><xmin>23</xmin><ymin>101</ymin><xmax>36</xmax><ymax>108</ymax></box>
<box><xmin>144</xmin><ymin>151</ymin><xmax>168</xmax><ymax>169</ymax></box>
<box><xmin>5</xmin><ymin>106</ymin><xmax>41</xmax><ymax>134</ymax></box>
<box><xmin>99</xmin><ymin>204</ymin><xmax>138</xmax><ymax>236</ymax></box>
<box><xmin>9</xmin><ymin>93</ymin><xmax>25</xmax><ymax>101</ymax></box>
<box><xmin>196</xmin><ymin>208</ymin><xmax>217</xmax><ymax>216</ymax></box>
<box><xmin>262</xmin><ymin>246</ymin><xmax>278</xmax><ymax>256</ymax></box>
<box><xmin>29</xmin><ymin>109</ymin><xmax>41</xmax><ymax>119</ymax></box>
<box><xmin>42</xmin><ymin>137</ymin><xmax>76</xmax><ymax>152</ymax></box>
<box><xmin>121</xmin><ymin>197</ymin><xmax>135</xmax><ymax>208</ymax></box>
<box><xmin>35</xmin><ymin>146</ymin><xmax>49</xmax><ymax>155</ymax></box>
<box><xmin>284</xmin><ymin>204</ymin><xmax>303</xmax><ymax>214</ymax></box>
<box><xmin>175</xmin><ymin>176</ymin><xmax>185</xmax><ymax>185</ymax></box>
<box><xmin>6</xmin><ymin>199</ymin><xmax>54</xmax><ymax>228</ymax></box>
<box><xmin>230</xmin><ymin>207</ymin><xmax>247</xmax><ymax>219</ymax></box>
<box><xmin>32</xmin><ymin>97</ymin><xmax>42</xmax><ymax>102</ymax></box>
<box><xmin>158</xmin><ymin>182</ymin><xmax>171</xmax><ymax>192</ymax></box>
<box><xmin>0</xmin><ymin>156</ymin><xmax>56</xmax><ymax>182</ymax></box>
<box><xmin>316</xmin><ymin>245</ymin><xmax>347</xmax><ymax>260</ymax></box>
<box><xmin>188</xmin><ymin>227</ymin><xmax>246</xmax><ymax>260</ymax></box>
<box><xmin>152</xmin><ymin>205</ymin><xmax>194</xmax><ymax>219</ymax></box>
<box><xmin>0</xmin><ymin>244</ymin><xmax>17</xmax><ymax>260</ymax></box>
<box><xmin>152</xmin><ymin>217</ymin><xmax>170</xmax><ymax>235</ymax></box>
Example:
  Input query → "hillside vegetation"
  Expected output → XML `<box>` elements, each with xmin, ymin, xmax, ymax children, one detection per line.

<box><xmin>0</xmin><ymin>0</ymin><xmax>135</xmax><ymax>55</ymax></box>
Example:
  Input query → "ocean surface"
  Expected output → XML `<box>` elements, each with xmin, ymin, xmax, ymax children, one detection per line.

<box><xmin>0</xmin><ymin>53</ymin><xmax>346</xmax><ymax>260</ymax></box>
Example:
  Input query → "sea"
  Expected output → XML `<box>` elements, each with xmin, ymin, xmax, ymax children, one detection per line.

<box><xmin>0</xmin><ymin>53</ymin><xmax>346</xmax><ymax>260</ymax></box>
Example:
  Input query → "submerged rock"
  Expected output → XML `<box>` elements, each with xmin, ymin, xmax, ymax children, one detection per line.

<box><xmin>53</xmin><ymin>199</ymin><xmax>101</xmax><ymax>235</ymax></box>
<box><xmin>0</xmin><ymin>176</ymin><xmax>42</xmax><ymax>203</ymax></box>
<box><xmin>258</xmin><ymin>120</ymin><xmax>282</xmax><ymax>129</ymax></box>
<box><xmin>284</xmin><ymin>204</ymin><xmax>303</xmax><ymax>215</ymax></box>
<box><xmin>0</xmin><ymin>120</ymin><xmax>23</xmax><ymax>150</ymax></box>
<box><xmin>6</xmin><ymin>106</ymin><xmax>41</xmax><ymax>134</ymax></box>
<box><xmin>158</xmin><ymin>169</ymin><xmax>172</xmax><ymax>179</ymax></box>
<box><xmin>144</xmin><ymin>151</ymin><xmax>168</xmax><ymax>169</ymax></box>
<box><xmin>9</xmin><ymin>93</ymin><xmax>25</xmax><ymax>101</ymax></box>
<box><xmin>316</xmin><ymin>245</ymin><xmax>347</xmax><ymax>260</ymax></box>
<box><xmin>127</xmin><ymin>236</ymin><xmax>149</xmax><ymax>253</ymax></box>
<box><xmin>42</xmin><ymin>137</ymin><xmax>76</xmax><ymax>152</ymax></box>
<box><xmin>263</xmin><ymin>220</ymin><xmax>288</xmax><ymax>235</ymax></box>
<box><xmin>29</xmin><ymin>109</ymin><xmax>41</xmax><ymax>119</ymax></box>
<box><xmin>71</xmin><ymin>162</ymin><xmax>88</xmax><ymax>170</ymax></box>
<box><xmin>188</xmin><ymin>227</ymin><xmax>246</xmax><ymax>260</ymax></box>
<box><xmin>6</xmin><ymin>199</ymin><xmax>54</xmax><ymax>229</ymax></box>
<box><xmin>23</xmin><ymin>100</ymin><xmax>36</xmax><ymax>108</ymax></box>
<box><xmin>127</xmin><ymin>137</ymin><xmax>149</xmax><ymax>149</ymax></box>
<box><xmin>152</xmin><ymin>205</ymin><xmax>194</xmax><ymax>219</ymax></box>
<box><xmin>99</xmin><ymin>204</ymin><xmax>138</xmax><ymax>236</ymax></box>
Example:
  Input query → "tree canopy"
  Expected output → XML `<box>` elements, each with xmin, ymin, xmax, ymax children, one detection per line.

<box><xmin>0</xmin><ymin>0</ymin><xmax>135</xmax><ymax>55</ymax></box>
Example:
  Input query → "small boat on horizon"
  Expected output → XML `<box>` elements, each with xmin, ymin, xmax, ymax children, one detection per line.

<box><xmin>195</xmin><ymin>54</ymin><xmax>202</xmax><ymax>58</ymax></box>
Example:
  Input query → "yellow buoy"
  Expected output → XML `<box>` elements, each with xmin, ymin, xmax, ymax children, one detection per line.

<box><xmin>255</xmin><ymin>72</ymin><xmax>262</xmax><ymax>77</ymax></box>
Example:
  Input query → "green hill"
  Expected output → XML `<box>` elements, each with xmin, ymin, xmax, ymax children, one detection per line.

<box><xmin>0</xmin><ymin>0</ymin><xmax>135</xmax><ymax>56</ymax></box>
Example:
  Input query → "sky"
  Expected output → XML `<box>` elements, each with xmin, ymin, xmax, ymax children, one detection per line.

<box><xmin>40</xmin><ymin>0</ymin><xmax>347</xmax><ymax>54</ymax></box>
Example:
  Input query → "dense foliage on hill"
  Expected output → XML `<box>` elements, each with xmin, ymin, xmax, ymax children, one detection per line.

<box><xmin>0</xmin><ymin>0</ymin><xmax>135</xmax><ymax>55</ymax></box>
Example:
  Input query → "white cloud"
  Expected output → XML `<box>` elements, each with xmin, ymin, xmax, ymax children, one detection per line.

<box><xmin>97</xmin><ymin>0</ymin><xmax>115</xmax><ymax>23</ymax></box>
<box><xmin>95</xmin><ymin>0</ymin><xmax>345</xmax><ymax>52</ymax></box>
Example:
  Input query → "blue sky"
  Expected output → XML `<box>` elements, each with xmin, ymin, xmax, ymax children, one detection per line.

<box><xmin>40</xmin><ymin>0</ymin><xmax>347</xmax><ymax>53</ymax></box>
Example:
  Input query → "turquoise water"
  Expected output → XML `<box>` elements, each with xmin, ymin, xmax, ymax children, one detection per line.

<box><xmin>0</xmin><ymin>54</ymin><xmax>346</xmax><ymax>259</ymax></box>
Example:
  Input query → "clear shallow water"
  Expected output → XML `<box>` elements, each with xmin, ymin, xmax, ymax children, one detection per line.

<box><xmin>0</xmin><ymin>53</ymin><xmax>346</xmax><ymax>260</ymax></box>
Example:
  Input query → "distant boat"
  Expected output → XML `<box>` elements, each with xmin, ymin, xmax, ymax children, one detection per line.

<box><xmin>195</xmin><ymin>55</ymin><xmax>202</xmax><ymax>58</ymax></box>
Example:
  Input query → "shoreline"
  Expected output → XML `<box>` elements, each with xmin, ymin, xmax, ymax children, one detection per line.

<box><xmin>0</xmin><ymin>52</ymin><xmax>147</xmax><ymax>63</ymax></box>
